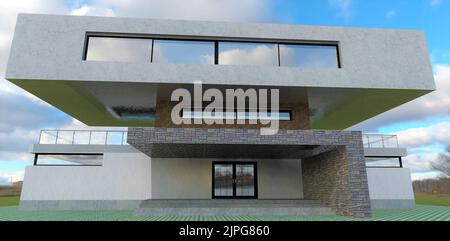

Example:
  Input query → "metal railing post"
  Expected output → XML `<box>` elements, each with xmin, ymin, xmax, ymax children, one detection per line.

<box><xmin>55</xmin><ymin>130</ymin><xmax>59</xmax><ymax>144</ymax></box>
<box><xmin>72</xmin><ymin>131</ymin><xmax>75</xmax><ymax>144</ymax></box>
<box><xmin>121</xmin><ymin>132</ymin><xmax>125</xmax><ymax>145</ymax></box>
<box><xmin>38</xmin><ymin>130</ymin><xmax>43</xmax><ymax>144</ymax></box>
<box><xmin>105</xmin><ymin>131</ymin><xmax>108</xmax><ymax>145</ymax></box>
<box><xmin>88</xmin><ymin>131</ymin><xmax>92</xmax><ymax>145</ymax></box>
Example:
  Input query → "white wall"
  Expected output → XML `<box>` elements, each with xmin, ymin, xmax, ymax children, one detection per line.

<box><xmin>151</xmin><ymin>158</ymin><xmax>303</xmax><ymax>199</ymax></box>
<box><xmin>21</xmin><ymin>153</ymin><xmax>151</xmax><ymax>200</ymax></box>
<box><xmin>366</xmin><ymin>168</ymin><xmax>415</xmax><ymax>208</ymax></box>
<box><xmin>21</xmin><ymin>154</ymin><xmax>303</xmax><ymax>201</ymax></box>
<box><xmin>366</xmin><ymin>168</ymin><xmax>414</xmax><ymax>200</ymax></box>
<box><xmin>258</xmin><ymin>159</ymin><xmax>303</xmax><ymax>199</ymax></box>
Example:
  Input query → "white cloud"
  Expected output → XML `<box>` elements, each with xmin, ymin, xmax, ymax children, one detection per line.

<box><xmin>0</xmin><ymin>170</ymin><xmax>24</xmax><ymax>184</ymax></box>
<box><xmin>328</xmin><ymin>0</ymin><xmax>352</xmax><ymax>20</ymax></box>
<box><xmin>430</xmin><ymin>0</ymin><xmax>442</xmax><ymax>7</ymax></box>
<box><xmin>76</xmin><ymin>0</ymin><xmax>269</xmax><ymax>22</ymax></box>
<box><xmin>411</xmin><ymin>171</ymin><xmax>443</xmax><ymax>181</ymax></box>
<box><xmin>386</xmin><ymin>10</ymin><xmax>396</xmax><ymax>18</ymax></box>
<box><xmin>394</xmin><ymin>122</ymin><xmax>450</xmax><ymax>147</ymax></box>
<box><xmin>219</xmin><ymin>45</ymin><xmax>278</xmax><ymax>66</ymax></box>
<box><xmin>70</xmin><ymin>5</ymin><xmax>115</xmax><ymax>17</ymax></box>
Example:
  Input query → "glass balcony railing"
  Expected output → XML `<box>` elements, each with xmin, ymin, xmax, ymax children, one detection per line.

<box><xmin>38</xmin><ymin>130</ymin><xmax>128</xmax><ymax>145</ymax></box>
<box><xmin>362</xmin><ymin>134</ymin><xmax>399</xmax><ymax>148</ymax></box>
<box><xmin>38</xmin><ymin>130</ymin><xmax>399</xmax><ymax>149</ymax></box>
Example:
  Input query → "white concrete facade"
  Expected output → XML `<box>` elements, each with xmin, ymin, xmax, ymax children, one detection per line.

<box><xmin>21</xmin><ymin>152</ymin><xmax>152</xmax><ymax>201</ymax></box>
<box><xmin>151</xmin><ymin>158</ymin><xmax>303</xmax><ymax>200</ymax></box>
<box><xmin>21</xmin><ymin>149</ymin><xmax>414</xmax><ymax>210</ymax></box>
<box><xmin>21</xmin><ymin>155</ymin><xmax>304</xmax><ymax>203</ymax></box>
<box><xmin>366</xmin><ymin>168</ymin><xmax>416</xmax><ymax>208</ymax></box>
<box><xmin>7</xmin><ymin>14</ymin><xmax>434</xmax><ymax>91</ymax></box>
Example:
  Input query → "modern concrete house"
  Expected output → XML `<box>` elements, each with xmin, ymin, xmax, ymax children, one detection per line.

<box><xmin>5</xmin><ymin>14</ymin><xmax>435</xmax><ymax>217</ymax></box>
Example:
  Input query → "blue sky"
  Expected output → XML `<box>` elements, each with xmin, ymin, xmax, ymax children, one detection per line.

<box><xmin>0</xmin><ymin>0</ymin><xmax>449</xmax><ymax>184</ymax></box>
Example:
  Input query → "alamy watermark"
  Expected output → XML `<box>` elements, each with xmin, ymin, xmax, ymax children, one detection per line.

<box><xmin>170</xmin><ymin>81</ymin><xmax>280</xmax><ymax>135</ymax></box>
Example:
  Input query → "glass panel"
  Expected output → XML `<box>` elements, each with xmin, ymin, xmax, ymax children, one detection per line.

<box><xmin>153</xmin><ymin>40</ymin><xmax>214</xmax><ymax>64</ymax></box>
<box><xmin>73</xmin><ymin>131</ymin><xmax>90</xmax><ymax>145</ymax></box>
<box><xmin>39</xmin><ymin>131</ymin><xmax>58</xmax><ymax>144</ymax></box>
<box><xmin>56</xmin><ymin>131</ymin><xmax>74</xmax><ymax>144</ymax></box>
<box><xmin>214</xmin><ymin>164</ymin><xmax>234</xmax><ymax>197</ymax></box>
<box><xmin>219</xmin><ymin>42</ymin><xmax>278</xmax><ymax>66</ymax></box>
<box><xmin>365</xmin><ymin>157</ymin><xmax>401</xmax><ymax>167</ymax></box>
<box><xmin>258</xmin><ymin>111</ymin><xmax>291</xmax><ymax>121</ymax></box>
<box><xmin>122</xmin><ymin>133</ymin><xmax>128</xmax><ymax>145</ymax></box>
<box><xmin>366</xmin><ymin>135</ymin><xmax>384</xmax><ymax>148</ymax></box>
<box><xmin>235</xmin><ymin>164</ymin><xmax>255</xmax><ymax>197</ymax></box>
<box><xmin>279</xmin><ymin>44</ymin><xmax>338</xmax><ymax>68</ymax></box>
<box><xmin>183</xmin><ymin>110</ymin><xmax>290</xmax><ymax>121</ymax></box>
<box><xmin>36</xmin><ymin>154</ymin><xmax>103</xmax><ymax>166</ymax></box>
<box><xmin>90</xmin><ymin>131</ymin><xmax>107</xmax><ymax>145</ymax></box>
<box><xmin>382</xmin><ymin>136</ymin><xmax>398</xmax><ymax>148</ymax></box>
<box><xmin>86</xmin><ymin>37</ymin><xmax>152</xmax><ymax>62</ymax></box>
<box><xmin>106</xmin><ymin>132</ymin><xmax>124</xmax><ymax>145</ymax></box>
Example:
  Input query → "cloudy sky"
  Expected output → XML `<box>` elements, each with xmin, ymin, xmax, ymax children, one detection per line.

<box><xmin>0</xmin><ymin>0</ymin><xmax>449</xmax><ymax>184</ymax></box>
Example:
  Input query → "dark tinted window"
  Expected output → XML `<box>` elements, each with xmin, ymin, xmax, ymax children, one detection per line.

<box><xmin>219</xmin><ymin>42</ymin><xmax>278</xmax><ymax>66</ymax></box>
<box><xmin>365</xmin><ymin>157</ymin><xmax>401</xmax><ymax>168</ymax></box>
<box><xmin>86</xmin><ymin>37</ymin><xmax>152</xmax><ymax>62</ymax></box>
<box><xmin>35</xmin><ymin>154</ymin><xmax>103</xmax><ymax>166</ymax></box>
<box><xmin>152</xmin><ymin>40</ymin><xmax>214</xmax><ymax>64</ymax></box>
<box><xmin>279</xmin><ymin>44</ymin><xmax>338</xmax><ymax>67</ymax></box>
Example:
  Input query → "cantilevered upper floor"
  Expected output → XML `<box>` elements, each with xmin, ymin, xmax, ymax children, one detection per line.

<box><xmin>5</xmin><ymin>14</ymin><xmax>435</xmax><ymax>129</ymax></box>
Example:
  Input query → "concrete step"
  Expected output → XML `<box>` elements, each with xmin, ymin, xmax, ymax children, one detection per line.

<box><xmin>134</xmin><ymin>199</ymin><xmax>335</xmax><ymax>216</ymax></box>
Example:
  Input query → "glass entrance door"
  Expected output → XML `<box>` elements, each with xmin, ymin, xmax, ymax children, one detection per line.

<box><xmin>212</xmin><ymin>162</ymin><xmax>257</xmax><ymax>199</ymax></box>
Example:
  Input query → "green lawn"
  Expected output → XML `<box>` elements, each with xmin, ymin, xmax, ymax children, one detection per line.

<box><xmin>0</xmin><ymin>196</ymin><xmax>20</xmax><ymax>207</ymax></box>
<box><xmin>415</xmin><ymin>194</ymin><xmax>450</xmax><ymax>207</ymax></box>
<box><xmin>0</xmin><ymin>196</ymin><xmax>448</xmax><ymax>221</ymax></box>
<box><xmin>0</xmin><ymin>205</ymin><xmax>448</xmax><ymax>221</ymax></box>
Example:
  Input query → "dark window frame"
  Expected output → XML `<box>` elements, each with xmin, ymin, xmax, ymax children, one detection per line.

<box><xmin>365</xmin><ymin>156</ymin><xmax>403</xmax><ymax>168</ymax></box>
<box><xmin>83</xmin><ymin>33</ymin><xmax>341</xmax><ymax>68</ymax></box>
<box><xmin>278</xmin><ymin>43</ymin><xmax>341</xmax><ymax>68</ymax></box>
<box><xmin>212</xmin><ymin>161</ymin><xmax>258</xmax><ymax>199</ymax></box>
<box><xmin>33</xmin><ymin>153</ymin><xmax>104</xmax><ymax>167</ymax></box>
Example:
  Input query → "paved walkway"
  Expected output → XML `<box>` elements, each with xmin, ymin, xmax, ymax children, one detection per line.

<box><xmin>0</xmin><ymin>205</ymin><xmax>448</xmax><ymax>221</ymax></box>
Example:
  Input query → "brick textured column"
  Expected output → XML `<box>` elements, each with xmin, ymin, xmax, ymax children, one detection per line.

<box><xmin>303</xmin><ymin>147</ymin><xmax>352</xmax><ymax>216</ymax></box>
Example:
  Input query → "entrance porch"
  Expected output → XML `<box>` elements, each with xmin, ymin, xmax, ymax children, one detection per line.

<box><xmin>128</xmin><ymin>127</ymin><xmax>372</xmax><ymax>218</ymax></box>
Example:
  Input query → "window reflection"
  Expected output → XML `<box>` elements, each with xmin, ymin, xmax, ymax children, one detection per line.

<box><xmin>85</xmin><ymin>36</ymin><xmax>339</xmax><ymax>68</ymax></box>
<box><xmin>279</xmin><ymin>44</ymin><xmax>338</xmax><ymax>67</ymax></box>
<box><xmin>365</xmin><ymin>157</ymin><xmax>402</xmax><ymax>168</ymax></box>
<box><xmin>35</xmin><ymin>154</ymin><xmax>103</xmax><ymax>166</ymax></box>
<box><xmin>152</xmin><ymin>40</ymin><xmax>214</xmax><ymax>64</ymax></box>
<box><xmin>219</xmin><ymin>42</ymin><xmax>278</xmax><ymax>66</ymax></box>
<box><xmin>182</xmin><ymin>109</ymin><xmax>291</xmax><ymax>121</ymax></box>
<box><xmin>86</xmin><ymin>37</ymin><xmax>152</xmax><ymax>62</ymax></box>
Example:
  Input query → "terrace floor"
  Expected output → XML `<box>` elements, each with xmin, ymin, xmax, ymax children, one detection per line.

<box><xmin>0</xmin><ymin>205</ymin><xmax>448</xmax><ymax>221</ymax></box>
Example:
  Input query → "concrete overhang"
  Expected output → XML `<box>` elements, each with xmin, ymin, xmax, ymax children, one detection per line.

<box><xmin>5</xmin><ymin>14</ymin><xmax>435</xmax><ymax>129</ymax></box>
<box><xmin>364</xmin><ymin>147</ymin><xmax>408</xmax><ymax>157</ymax></box>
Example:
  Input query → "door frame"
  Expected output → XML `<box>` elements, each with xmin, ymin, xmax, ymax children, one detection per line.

<box><xmin>212</xmin><ymin>161</ymin><xmax>258</xmax><ymax>199</ymax></box>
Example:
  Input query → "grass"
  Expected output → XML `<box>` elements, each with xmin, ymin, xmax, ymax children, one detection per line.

<box><xmin>415</xmin><ymin>194</ymin><xmax>450</xmax><ymax>207</ymax></box>
<box><xmin>0</xmin><ymin>205</ymin><xmax>448</xmax><ymax>221</ymax></box>
<box><xmin>0</xmin><ymin>196</ymin><xmax>20</xmax><ymax>207</ymax></box>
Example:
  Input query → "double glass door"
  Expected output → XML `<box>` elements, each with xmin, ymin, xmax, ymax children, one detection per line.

<box><xmin>213</xmin><ymin>162</ymin><xmax>257</xmax><ymax>199</ymax></box>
